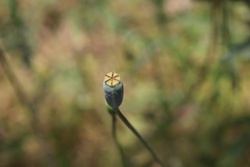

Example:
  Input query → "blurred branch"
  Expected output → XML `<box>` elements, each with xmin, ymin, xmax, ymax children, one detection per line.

<box><xmin>222</xmin><ymin>0</ymin><xmax>232</xmax><ymax>49</ymax></box>
<box><xmin>182</xmin><ymin>0</ymin><xmax>223</xmax><ymax>102</ymax></box>
<box><xmin>0</xmin><ymin>132</ymin><xmax>29</xmax><ymax>152</ymax></box>
<box><xmin>220</xmin><ymin>38</ymin><xmax>250</xmax><ymax>88</ymax></box>
<box><xmin>152</xmin><ymin>0</ymin><xmax>167</xmax><ymax>25</ymax></box>
<box><xmin>0</xmin><ymin>43</ymin><xmax>54</xmax><ymax>167</ymax></box>
<box><xmin>222</xmin><ymin>38</ymin><xmax>250</xmax><ymax>62</ymax></box>
<box><xmin>0</xmin><ymin>0</ymin><xmax>32</xmax><ymax>67</ymax></box>
<box><xmin>116</xmin><ymin>108</ymin><xmax>166</xmax><ymax>167</ymax></box>
<box><xmin>31</xmin><ymin>74</ymin><xmax>54</xmax><ymax>110</ymax></box>
<box><xmin>0</xmin><ymin>43</ymin><xmax>33</xmax><ymax>114</ymax></box>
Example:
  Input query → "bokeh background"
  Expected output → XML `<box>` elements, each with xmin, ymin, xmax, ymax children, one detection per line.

<box><xmin>0</xmin><ymin>0</ymin><xmax>250</xmax><ymax>167</ymax></box>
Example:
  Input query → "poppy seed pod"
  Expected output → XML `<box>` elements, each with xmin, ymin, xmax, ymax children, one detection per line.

<box><xmin>103</xmin><ymin>72</ymin><xmax>124</xmax><ymax>108</ymax></box>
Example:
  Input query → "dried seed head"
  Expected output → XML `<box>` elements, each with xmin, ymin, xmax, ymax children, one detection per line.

<box><xmin>104</xmin><ymin>72</ymin><xmax>121</xmax><ymax>87</ymax></box>
<box><xmin>103</xmin><ymin>72</ymin><xmax>124</xmax><ymax>108</ymax></box>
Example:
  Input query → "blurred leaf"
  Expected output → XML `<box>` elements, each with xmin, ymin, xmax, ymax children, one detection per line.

<box><xmin>0</xmin><ymin>0</ymin><xmax>32</xmax><ymax>67</ymax></box>
<box><xmin>222</xmin><ymin>38</ymin><xmax>250</xmax><ymax>62</ymax></box>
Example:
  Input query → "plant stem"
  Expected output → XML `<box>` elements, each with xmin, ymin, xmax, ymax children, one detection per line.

<box><xmin>116</xmin><ymin>108</ymin><xmax>166</xmax><ymax>167</ymax></box>
<box><xmin>112</xmin><ymin>114</ymin><xmax>126</xmax><ymax>167</ymax></box>
<box><xmin>0</xmin><ymin>44</ymin><xmax>32</xmax><ymax>112</ymax></box>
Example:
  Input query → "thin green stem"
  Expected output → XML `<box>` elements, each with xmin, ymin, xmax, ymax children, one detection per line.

<box><xmin>112</xmin><ymin>114</ymin><xmax>126</xmax><ymax>167</ymax></box>
<box><xmin>116</xmin><ymin>108</ymin><xmax>166</xmax><ymax>167</ymax></box>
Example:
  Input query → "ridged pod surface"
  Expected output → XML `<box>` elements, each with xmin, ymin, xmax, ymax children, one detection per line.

<box><xmin>103</xmin><ymin>72</ymin><xmax>124</xmax><ymax>108</ymax></box>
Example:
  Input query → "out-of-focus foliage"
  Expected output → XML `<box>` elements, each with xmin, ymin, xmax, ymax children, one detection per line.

<box><xmin>0</xmin><ymin>0</ymin><xmax>250</xmax><ymax>167</ymax></box>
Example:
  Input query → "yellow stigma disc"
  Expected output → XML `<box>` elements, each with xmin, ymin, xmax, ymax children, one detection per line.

<box><xmin>104</xmin><ymin>72</ymin><xmax>121</xmax><ymax>87</ymax></box>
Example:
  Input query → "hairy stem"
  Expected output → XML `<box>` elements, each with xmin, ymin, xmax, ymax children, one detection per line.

<box><xmin>116</xmin><ymin>108</ymin><xmax>166</xmax><ymax>167</ymax></box>
<box><xmin>112</xmin><ymin>114</ymin><xmax>126</xmax><ymax>167</ymax></box>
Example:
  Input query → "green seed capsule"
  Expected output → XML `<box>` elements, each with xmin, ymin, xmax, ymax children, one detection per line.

<box><xmin>103</xmin><ymin>72</ymin><xmax>124</xmax><ymax>108</ymax></box>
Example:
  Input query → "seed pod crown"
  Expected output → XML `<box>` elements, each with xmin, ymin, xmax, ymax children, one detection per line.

<box><xmin>103</xmin><ymin>72</ymin><xmax>124</xmax><ymax>108</ymax></box>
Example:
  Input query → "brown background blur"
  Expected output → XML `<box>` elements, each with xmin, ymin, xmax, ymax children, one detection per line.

<box><xmin>0</xmin><ymin>0</ymin><xmax>250</xmax><ymax>167</ymax></box>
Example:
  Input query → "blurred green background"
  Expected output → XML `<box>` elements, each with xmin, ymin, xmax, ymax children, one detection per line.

<box><xmin>0</xmin><ymin>0</ymin><xmax>250</xmax><ymax>167</ymax></box>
